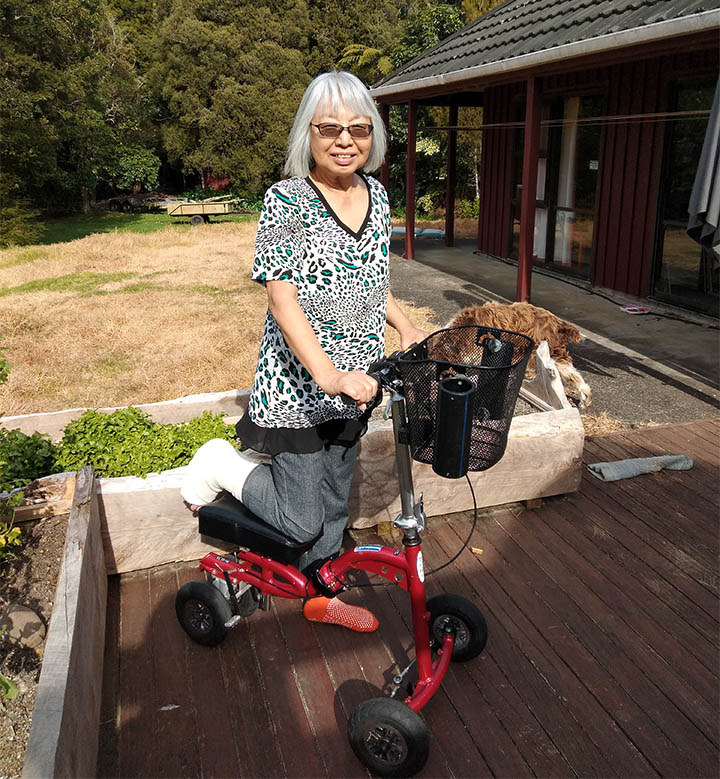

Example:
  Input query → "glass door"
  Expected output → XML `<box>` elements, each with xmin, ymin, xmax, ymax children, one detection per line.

<box><xmin>653</xmin><ymin>78</ymin><xmax>718</xmax><ymax>316</ymax></box>
<box><xmin>509</xmin><ymin>93</ymin><xmax>603</xmax><ymax>280</ymax></box>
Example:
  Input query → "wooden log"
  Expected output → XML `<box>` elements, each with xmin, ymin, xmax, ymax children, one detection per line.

<box><xmin>23</xmin><ymin>466</ymin><xmax>107</xmax><ymax>779</ymax></box>
<box><xmin>11</xmin><ymin>473</ymin><xmax>76</xmax><ymax>523</ymax></box>
<box><xmin>520</xmin><ymin>341</ymin><xmax>572</xmax><ymax>412</ymax></box>
<box><xmin>1</xmin><ymin>388</ymin><xmax>250</xmax><ymax>440</ymax></box>
<box><xmin>97</xmin><ymin>408</ymin><xmax>583</xmax><ymax>573</ymax></box>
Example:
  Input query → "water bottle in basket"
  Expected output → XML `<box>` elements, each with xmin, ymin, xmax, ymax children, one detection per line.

<box><xmin>399</xmin><ymin>326</ymin><xmax>533</xmax><ymax>477</ymax></box>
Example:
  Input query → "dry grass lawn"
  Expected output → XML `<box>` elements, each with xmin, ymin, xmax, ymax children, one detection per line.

<box><xmin>0</xmin><ymin>223</ymin><xmax>440</xmax><ymax>415</ymax></box>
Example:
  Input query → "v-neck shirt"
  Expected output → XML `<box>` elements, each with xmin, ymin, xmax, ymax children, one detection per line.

<box><xmin>305</xmin><ymin>175</ymin><xmax>371</xmax><ymax>239</ymax></box>
<box><xmin>242</xmin><ymin>174</ymin><xmax>391</xmax><ymax>436</ymax></box>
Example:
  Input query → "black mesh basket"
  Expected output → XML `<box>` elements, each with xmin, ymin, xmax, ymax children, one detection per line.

<box><xmin>396</xmin><ymin>325</ymin><xmax>533</xmax><ymax>476</ymax></box>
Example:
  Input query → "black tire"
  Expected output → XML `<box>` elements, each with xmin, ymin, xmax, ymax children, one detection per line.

<box><xmin>121</xmin><ymin>200</ymin><xmax>133</xmax><ymax>213</ymax></box>
<box><xmin>189</xmin><ymin>214</ymin><xmax>204</xmax><ymax>226</ymax></box>
<box><xmin>348</xmin><ymin>697</ymin><xmax>429</xmax><ymax>777</ymax></box>
<box><xmin>427</xmin><ymin>593</ymin><xmax>488</xmax><ymax>662</ymax></box>
<box><xmin>108</xmin><ymin>199</ymin><xmax>120</xmax><ymax>212</ymax></box>
<box><xmin>176</xmin><ymin>580</ymin><xmax>231</xmax><ymax>646</ymax></box>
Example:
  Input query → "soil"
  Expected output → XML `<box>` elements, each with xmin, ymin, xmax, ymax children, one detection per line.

<box><xmin>0</xmin><ymin>513</ymin><xmax>67</xmax><ymax>778</ymax></box>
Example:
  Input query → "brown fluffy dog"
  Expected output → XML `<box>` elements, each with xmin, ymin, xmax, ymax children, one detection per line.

<box><xmin>445</xmin><ymin>302</ymin><xmax>591</xmax><ymax>407</ymax></box>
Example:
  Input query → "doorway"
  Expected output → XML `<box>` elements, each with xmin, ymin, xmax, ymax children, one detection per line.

<box><xmin>653</xmin><ymin>78</ymin><xmax>718</xmax><ymax>316</ymax></box>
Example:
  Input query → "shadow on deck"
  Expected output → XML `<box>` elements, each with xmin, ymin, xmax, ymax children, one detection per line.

<box><xmin>98</xmin><ymin>419</ymin><xmax>719</xmax><ymax>778</ymax></box>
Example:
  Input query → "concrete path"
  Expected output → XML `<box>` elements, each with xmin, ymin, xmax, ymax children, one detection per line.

<box><xmin>389</xmin><ymin>239</ymin><xmax>720</xmax><ymax>426</ymax></box>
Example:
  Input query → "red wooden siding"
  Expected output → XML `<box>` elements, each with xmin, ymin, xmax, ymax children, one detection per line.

<box><xmin>593</xmin><ymin>57</ymin><xmax>666</xmax><ymax>297</ymax></box>
<box><xmin>477</xmin><ymin>83</ymin><xmax>519</xmax><ymax>256</ymax></box>
<box><xmin>476</xmin><ymin>48</ymin><xmax>718</xmax><ymax>298</ymax></box>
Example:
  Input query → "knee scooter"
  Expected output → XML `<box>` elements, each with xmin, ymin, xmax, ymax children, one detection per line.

<box><xmin>175</xmin><ymin>325</ymin><xmax>532</xmax><ymax>777</ymax></box>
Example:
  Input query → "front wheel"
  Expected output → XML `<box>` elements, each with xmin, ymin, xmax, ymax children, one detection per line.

<box><xmin>348</xmin><ymin>697</ymin><xmax>429</xmax><ymax>777</ymax></box>
<box><xmin>427</xmin><ymin>593</ymin><xmax>488</xmax><ymax>662</ymax></box>
<box><xmin>176</xmin><ymin>580</ymin><xmax>231</xmax><ymax>646</ymax></box>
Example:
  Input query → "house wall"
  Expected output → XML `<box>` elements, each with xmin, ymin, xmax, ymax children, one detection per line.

<box><xmin>476</xmin><ymin>47</ymin><xmax>718</xmax><ymax>298</ymax></box>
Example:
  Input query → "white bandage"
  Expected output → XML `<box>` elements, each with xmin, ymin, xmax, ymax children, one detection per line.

<box><xmin>180</xmin><ymin>439</ymin><xmax>270</xmax><ymax>506</ymax></box>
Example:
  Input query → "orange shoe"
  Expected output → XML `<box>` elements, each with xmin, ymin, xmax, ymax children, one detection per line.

<box><xmin>303</xmin><ymin>597</ymin><xmax>379</xmax><ymax>632</ymax></box>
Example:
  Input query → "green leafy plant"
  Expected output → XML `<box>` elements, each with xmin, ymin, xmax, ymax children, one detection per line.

<box><xmin>0</xmin><ymin>515</ymin><xmax>22</xmax><ymax>560</ymax></box>
<box><xmin>55</xmin><ymin>407</ymin><xmax>237</xmax><ymax>478</ymax></box>
<box><xmin>0</xmin><ymin>430</ymin><xmax>58</xmax><ymax>493</ymax></box>
<box><xmin>0</xmin><ymin>667</ymin><xmax>19</xmax><ymax>700</ymax></box>
<box><xmin>455</xmin><ymin>198</ymin><xmax>480</xmax><ymax>219</ymax></box>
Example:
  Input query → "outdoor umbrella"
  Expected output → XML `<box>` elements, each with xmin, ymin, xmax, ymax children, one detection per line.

<box><xmin>687</xmin><ymin>74</ymin><xmax>720</xmax><ymax>260</ymax></box>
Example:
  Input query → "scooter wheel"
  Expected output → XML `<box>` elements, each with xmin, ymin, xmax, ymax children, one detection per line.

<box><xmin>348</xmin><ymin>697</ymin><xmax>429</xmax><ymax>777</ymax></box>
<box><xmin>427</xmin><ymin>593</ymin><xmax>488</xmax><ymax>662</ymax></box>
<box><xmin>176</xmin><ymin>580</ymin><xmax>231</xmax><ymax>646</ymax></box>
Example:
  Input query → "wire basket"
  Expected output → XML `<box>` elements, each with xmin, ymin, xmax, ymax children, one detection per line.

<box><xmin>396</xmin><ymin>325</ymin><xmax>534</xmax><ymax>476</ymax></box>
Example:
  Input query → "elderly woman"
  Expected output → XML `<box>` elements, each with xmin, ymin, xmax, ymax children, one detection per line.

<box><xmin>182</xmin><ymin>70</ymin><xmax>427</xmax><ymax>631</ymax></box>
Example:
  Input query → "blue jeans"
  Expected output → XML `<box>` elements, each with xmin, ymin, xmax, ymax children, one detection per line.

<box><xmin>240</xmin><ymin>443</ymin><xmax>358</xmax><ymax>570</ymax></box>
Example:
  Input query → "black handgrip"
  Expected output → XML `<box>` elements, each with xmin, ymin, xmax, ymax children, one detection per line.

<box><xmin>340</xmin><ymin>392</ymin><xmax>355</xmax><ymax>406</ymax></box>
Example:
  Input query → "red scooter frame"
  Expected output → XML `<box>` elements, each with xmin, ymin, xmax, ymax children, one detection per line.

<box><xmin>197</xmin><ymin>534</ymin><xmax>455</xmax><ymax>712</ymax></box>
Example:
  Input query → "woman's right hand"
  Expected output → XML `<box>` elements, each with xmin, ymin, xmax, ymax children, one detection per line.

<box><xmin>317</xmin><ymin>369</ymin><xmax>378</xmax><ymax>410</ymax></box>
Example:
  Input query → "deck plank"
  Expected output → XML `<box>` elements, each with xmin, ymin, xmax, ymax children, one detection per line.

<box><xmin>117</xmin><ymin>571</ymin><xmax>157</xmax><ymax>779</ymax></box>
<box><xmin>100</xmin><ymin>420</ymin><xmax>720</xmax><ymax>779</ymax></box>
<box><xmin>148</xmin><ymin>564</ymin><xmax>202</xmax><ymax>778</ymax></box>
<box><xmin>96</xmin><ymin>575</ymin><xmax>120</xmax><ymax>778</ymax></box>
<box><xmin>176</xmin><ymin>563</ymin><xmax>244</xmax><ymax>779</ymax></box>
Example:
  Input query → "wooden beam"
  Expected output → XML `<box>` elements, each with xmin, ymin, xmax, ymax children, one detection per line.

<box><xmin>405</xmin><ymin>99</ymin><xmax>417</xmax><ymax>259</ymax></box>
<box><xmin>445</xmin><ymin>104</ymin><xmax>458</xmax><ymax>247</ymax></box>
<box><xmin>517</xmin><ymin>76</ymin><xmax>541</xmax><ymax>302</ymax></box>
<box><xmin>379</xmin><ymin>103</ymin><xmax>390</xmax><ymax>192</ymax></box>
<box><xmin>23</xmin><ymin>466</ymin><xmax>107</xmax><ymax>779</ymax></box>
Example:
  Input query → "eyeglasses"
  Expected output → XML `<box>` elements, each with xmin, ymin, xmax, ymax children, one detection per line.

<box><xmin>312</xmin><ymin>123</ymin><xmax>374</xmax><ymax>139</ymax></box>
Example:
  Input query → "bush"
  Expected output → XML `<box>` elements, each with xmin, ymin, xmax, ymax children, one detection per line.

<box><xmin>0</xmin><ymin>429</ymin><xmax>59</xmax><ymax>492</ymax></box>
<box><xmin>455</xmin><ymin>198</ymin><xmax>479</xmax><ymax>219</ymax></box>
<box><xmin>0</xmin><ymin>201</ymin><xmax>44</xmax><ymax>248</ymax></box>
<box><xmin>54</xmin><ymin>406</ymin><xmax>237</xmax><ymax>478</ymax></box>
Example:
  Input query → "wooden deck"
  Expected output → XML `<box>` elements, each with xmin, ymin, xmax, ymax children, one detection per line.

<box><xmin>97</xmin><ymin>420</ymin><xmax>719</xmax><ymax>778</ymax></box>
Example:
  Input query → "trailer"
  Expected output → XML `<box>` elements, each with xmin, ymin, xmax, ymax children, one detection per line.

<box><xmin>166</xmin><ymin>200</ymin><xmax>240</xmax><ymax>225</ymax></box>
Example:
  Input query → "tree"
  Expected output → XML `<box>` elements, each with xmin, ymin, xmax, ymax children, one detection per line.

<box><xmin>0</xmin><ymin>0</ymin><xmax>157</xmax><ymax>213</ymax></box>
<box><xmin>461</xmin><ymin>0</ymin><xmax>506</xmax><ymax>23</ymax></box>
<box><xmin>151</xmin><ymin>0</ymin><xmax>311</xmax><ymax>191</ymax></box>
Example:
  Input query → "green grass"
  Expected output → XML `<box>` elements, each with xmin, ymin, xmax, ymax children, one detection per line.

<box><xmin>0</xmin><ymin>271</ymin><xmax>135</xmax><ymax>297</ymax></box>
<box><xmin>0</xmin><ymin>247</ymin><xmax>50</xmax><ymax>269</ymax></box>
<box><xmin>38</xmin><ymin>211</ymin><xmax>257</xmax><ymax>245</ymax></box>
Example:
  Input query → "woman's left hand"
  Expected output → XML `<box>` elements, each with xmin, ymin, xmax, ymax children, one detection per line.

<box><xmin>400</xmin><ymin>326</ymin><xmax>429</xmax><ymax>351</ymax></box>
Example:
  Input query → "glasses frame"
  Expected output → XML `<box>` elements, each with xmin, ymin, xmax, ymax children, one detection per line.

<box><xmin>311</xmin><ymin>122</ymin><xmax>374</xmax><ymax>139</ymax></box>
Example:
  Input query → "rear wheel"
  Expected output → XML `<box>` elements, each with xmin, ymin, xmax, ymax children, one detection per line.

<box><xmin>176</xmin><ymin>580</ymin><xmax>231</xmax><ymax>646</ymax></box>
<box><xmin>189</xmin><ymin>214</ymin><xmax>204</xmax><ymax>226</ymax></box>
<box><xmin>427</xmin><ymin>593</ymin><xmax>487</xmax><ymax>662</ymax></box>
<box><xmin>348</xmin><ymin>697</ymin><xmax>429</xmax><ymax>777</ymax></box>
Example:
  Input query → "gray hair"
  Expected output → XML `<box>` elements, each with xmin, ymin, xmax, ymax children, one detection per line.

<box><xmin>284</xmin><ymin>71</ymin><xmax>387</xmax><ymax>178</ymax></box>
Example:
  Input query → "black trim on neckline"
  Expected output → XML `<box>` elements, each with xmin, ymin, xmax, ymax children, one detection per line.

<box><xmin>305</xmin><ymin>174</ymin><xmax>371</xmax><ymax>240</ymax></box>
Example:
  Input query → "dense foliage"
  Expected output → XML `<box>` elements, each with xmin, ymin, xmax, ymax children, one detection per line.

<box><xmin>1</xmin><ymin>0</ymin><xmax>506</xmax><ymax>235</ymax></box>
<box><xmin>54</xmin><ymin>407</ymin><xmax>237</xmax><ymax>478</ymax></box>
<box><xmin>0</xmin><ymin>406</ymin><xmax>238</xmax><ymax>488</ymax></box>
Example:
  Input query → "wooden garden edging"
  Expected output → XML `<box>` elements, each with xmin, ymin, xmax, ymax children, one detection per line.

<box><xmin>23</xmin><ymin>466</ymin><xmax>107</xmax><ymax>779</ymax></box>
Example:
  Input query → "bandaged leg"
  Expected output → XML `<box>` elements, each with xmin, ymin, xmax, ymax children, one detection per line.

<box><xmin>180</xmin><ymin>438</ymin><xmax>270</xmax><ymax>507</ymax></box>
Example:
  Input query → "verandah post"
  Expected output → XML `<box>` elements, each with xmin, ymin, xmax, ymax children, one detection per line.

<box><xmin>445</xmin><ymin>104</ymin><xmax>458</xmax><ymax>247</ymax></box>
<box><xmin>517</xmin><ymin>76</ymin><xmax>541</xmax><ymax>302</ymax></box>
<box><xmin>405</xmin><ymin>99</ymin><xmax>417</xmax><ymax>260</ymax></box>
<box><xmin>379</xmin><ymin>103</ymin><xmax>390</xmax><ymax>193</ymax></box>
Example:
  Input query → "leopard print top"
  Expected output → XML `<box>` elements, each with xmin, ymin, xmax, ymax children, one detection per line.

<box><xmin>247</xmin><ymin>174</ymin><xmax>390</xmax><ymax>429</ymax></box>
